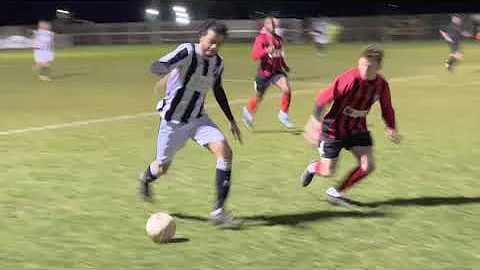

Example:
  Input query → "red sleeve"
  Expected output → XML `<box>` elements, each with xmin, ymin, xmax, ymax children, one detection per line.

<box><xmin>315</xmin><ymin>73</ymin><xmax>350</xmax><ymax>106</ymax></box>
<box><xmin>315</xmin><ymin>83</ymin><xmax>336</xmax><ymax>107</ymax></box>
<box><xmin>380</xmin><ymin>81</ymin><xmax>396</xmax><ymax>130</ymax></box>
<box><xmin>251</xmin><ymin>35</ymin><xmax>268</xmax><ymax>61</ymax></box>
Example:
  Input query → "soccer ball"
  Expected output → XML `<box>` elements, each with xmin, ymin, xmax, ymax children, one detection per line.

<box><xmin>145</xmin><ymin>212</ymin><xmax>176</xmax><ymax>243</ymax></box>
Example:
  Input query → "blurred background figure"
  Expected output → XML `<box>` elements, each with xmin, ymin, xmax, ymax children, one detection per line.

<box><xmin>439</xmin><ymin>14</ymin><xmax>471</xmax><ymax>72</ymax></box>
<box><xmin>310</xmin><ymin>17</ymin><xmax>330</xmax><ymax>56</ymax></box>
<box><xmin>471</xmin><ymin>14</ymin><xmax>480</xmax><ymax>40</ymax></box>
<box><xmin>243</xmin><ymin>16</ymin><xmax>294</xmax><ymax>130</ymax></box>
<box><xmin>32</xmin><ymin>20</ymin><xmax>55</xmax><ymax>81</ymax></box>
<box><xmin>273</xmin><ymin>17</ymin><xmax>285</xmax><ymax>38</ymax></box>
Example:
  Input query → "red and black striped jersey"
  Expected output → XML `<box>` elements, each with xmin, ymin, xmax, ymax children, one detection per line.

<box><xmin>251</xmin><ymin>30</ymin><xmax>288</xmax><ymax>77</ymax></box>
<box><xmin>316</xmin><ymin>67</ymin><xmax>396</xmax><ymax>139</ymax></box>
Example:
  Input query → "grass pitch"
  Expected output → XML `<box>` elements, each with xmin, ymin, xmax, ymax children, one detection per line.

<box><xmin>0</xmin><ymin>41</ymin><xmax>479</xmax><ymax>268</ymax></box>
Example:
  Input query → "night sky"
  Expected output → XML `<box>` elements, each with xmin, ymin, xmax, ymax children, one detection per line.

<box><xmin>1</xmin><ymin>1</ymin><xmax>480</xmax><ymax>25</ymax></box>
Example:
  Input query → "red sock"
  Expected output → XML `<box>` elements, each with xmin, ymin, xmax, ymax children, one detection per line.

<box><xmin>337</xmin><ymin>167</ymin><xmax>368</xmax><ymax>192</ymax></box>
<box><xmin>280</xmin><ymin>92</ymin><xmax>291</xmax><ymax>113</ymax></box>
<box><xmin>314</xmin><ymin>161</ymin><xmax>323</xmax><ymax>175</ymax></box>
<box><xmin>246</xmin><ymin>97</ymin><xmax>257</xmax><ymax>113</ymax></box>
<box><xmin>309</xmin><ymin>161</ymin><xmax>328</xmax><ymax>177</ymax></box>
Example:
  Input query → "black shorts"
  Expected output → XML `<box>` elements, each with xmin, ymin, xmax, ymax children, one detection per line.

<box><xmin>448</xmin><ymin>41</ymin><xmax>460</xmax><ymax>53</ymax></box>
<box><xmin>255</xmin><ymin>71</ymin><xmax>287</xmax><ymax>94</ymax></box>
<box><xmin>320</xmin><ymin>132</ymin><xmax>373</xmax><ymax>159</ymax></box>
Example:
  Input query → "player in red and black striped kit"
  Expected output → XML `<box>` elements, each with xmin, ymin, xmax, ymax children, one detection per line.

<box><xmin>302</xmin><ymin>45</ymin><xmax>400</xmax><ymax>206</ymax></box>
<box><xmin>242</xmin><ymin>17</ymin><xmax>295</xmax><ymax>129</ymax></box>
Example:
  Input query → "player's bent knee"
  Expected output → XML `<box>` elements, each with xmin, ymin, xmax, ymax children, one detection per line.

<box><xmin>209</xmin><ymin>140</ymin><xmax>232</xmax><ymax>161</ymax></box>
<box><xmin>216</xmin><ymin>143</ymin><xmax>232</xmax><ymax>170</ymax></box>
<box><xmin>281</xmin><ymin>87</ymin><xmax>291</xmax><ymax>93</ymax></box>
<box><xmin>221</xmin><ymin>142</ymin><xmax>233</xmax><ymax>162</ymax></box>
<box><xmin>321</xmin><ymin>168</ymin><xmax>335</xmax><ymax>177</ymax></box>
<box><xmin>361</xmin><ymin>161</ymin><xmax>375</xmax><ymax>174</ymax></box>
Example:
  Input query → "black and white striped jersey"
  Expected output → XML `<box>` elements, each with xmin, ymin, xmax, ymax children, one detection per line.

<box><xmin>152</xmin><ymin>43</ymin><xmax>224</xmax><ymax>124</ymax></box>
<box><xmin>33</xmin><ymin>29</ymin><xmax>54</xmax><ymax>51</ymax></box>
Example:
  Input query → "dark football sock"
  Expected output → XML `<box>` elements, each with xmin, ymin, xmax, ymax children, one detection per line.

<box><xmin>214</xmin><ymin>169</ymin><xmax>231</xmax><ymax>211</ymax></box>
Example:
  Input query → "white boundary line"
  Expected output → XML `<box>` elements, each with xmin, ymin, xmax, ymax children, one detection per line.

<box><xmin>0</xmin><ymin>74</ymin><xmax>435</xmax><ymax>136</ymax></box>
<box><xmin>0</xmin><ymin>89</ymin><xmax>313</xmax><ymax>136</ymax></box>
<box><xmin>224</xmin><ymin>74</ymin><xmax>435</xmax><ymax>84</ymax></box>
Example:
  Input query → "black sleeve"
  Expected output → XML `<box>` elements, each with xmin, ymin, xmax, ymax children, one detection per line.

<box><xmin>150</xmin><ymin>61</ymin><xmax>171</xmax><ymax>76</ymax></box>
<box><xmin>213</xmin><ymin>76</ymin><xmax>235</xmax><ymax>122</ymax></box>
<box><xmin>150</xmin><ymin>44</ymin><xmax>190</xmax><ymax>76</ymax></box>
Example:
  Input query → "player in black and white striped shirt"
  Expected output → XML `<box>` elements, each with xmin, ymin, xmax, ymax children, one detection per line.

<box><xmin>139</xmin><ymin>20</ymin><xmax>242</xmax><ymax>228</ymax></box>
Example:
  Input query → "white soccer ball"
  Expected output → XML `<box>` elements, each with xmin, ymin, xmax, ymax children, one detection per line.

<box><xmin>145</xmin><ymin>212</ymin><xmax>176</xmax><ymax>243</ymax></box>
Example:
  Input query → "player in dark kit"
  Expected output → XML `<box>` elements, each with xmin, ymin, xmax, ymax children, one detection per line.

<box><xmin>301</xmin><ymin>45</ymin><xmax>399</xmax><ymax>206</ymax></box>
<box><xmin>242</xmin><ymin>16</ymin><xmax>295</xmax><ymax>129</ymax></box>
<box><xmin>439</xmin><ymin>14</ymin><xmax>471</xmax><ymax>72</ymax></box>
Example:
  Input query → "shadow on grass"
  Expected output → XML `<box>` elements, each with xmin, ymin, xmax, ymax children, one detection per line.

<box><xmin>52</xmin><ymin>72</ymin><xmax>88</xmax><ymax>80</ymax></box>
<box><xmin>350</xmin><ymin>196</ymin><xmax>480</xmax><ymax>208</ymax></box>
<box><xmin>172</xmin><ymin>210</ymin><xmax>389</xmax><ymax>228</ymax></box>
<box><xmin>291</xmin><ymin>75</ymin><xmax>324</xmax><ymax>81</ymax></box>
<box><xmin>251</xmin><ymin>129</ymin><xmax>302</xmax><ymax>135</ymax></box>
<box><xmin>165</xmin><ymin>237</ymin><xmax>190</xmax><ymax>244</ymax></box>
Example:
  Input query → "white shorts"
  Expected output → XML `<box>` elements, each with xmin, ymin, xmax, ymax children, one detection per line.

<box><xmin>34</xmin><ymin>50</ymin><xmax>54</xmax><ymax>63</ymax></box>
<box><xmin>156</xmin><ymin>115</ymin><xmax>226</xmax><ymax>164</ymax></box>
<box><xmin>314</xmin><ymin>37</ymin><xmax>329</xmax><ymax>44</ymax></box>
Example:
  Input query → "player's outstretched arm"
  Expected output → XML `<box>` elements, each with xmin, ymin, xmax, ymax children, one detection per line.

<box><xmin>439</xmin><ymin>30</ymin><xmax>453</xmax><ymax>43</ymax></box>
<box><xmin>151</xmin><ymin>43</ymin><xmax>191</xmax><ymax>77</ymax></box>
<box><xmin>280</xmin><ymin>55</ymin><xmax>290</xmax><ymax>73</ymax></box>
<box><xmin>304</xmin><ymin>87</ymin><xmax>335</xmax><ymax>147</ymax></box>
<box><xmin>379</xmin><ymin>82</ymin><xmax>400</xmax><ymax>144</ymax></box>
<box><xmin>213</xmin><ymin>77</ymin><xmax>242</xmax><ymax>144</ymax></box>
<box><xmin>153</xmin><ymin>72</ymin><xmax>171</xmax><ymax>97</ymax></box>
<box><xmin>251</xmin><ymin>35</ymin><xmax>273</xmax><ymax>61</ymax></box>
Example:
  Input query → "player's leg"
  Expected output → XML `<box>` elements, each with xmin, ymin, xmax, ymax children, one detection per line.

<box><xmin>207</xmin><ymin>141</ymin><xmax>233</xmax><ymax>212</ymax></box>
<box><xmin>35</xmin><ymin>51</ymin><xmax>53</xmax><ymax>81</ymax></box>
<box><xmin>39</xmin><ymin>62</ymin><xmax>52</xmax><ymax>81</ymax></box>
<box><xmin>139</xmin><ymin>119</ymin><xmax>190</xmax><ymax>201</ymax></box>
<box><xmin>42</xmin><ymin>56</ymin><xmax>53</xmax><ymax>80</ymax></box>
<box><xmin>33</xmin><ymin>50</ymin><xmax>42</xmax><ymax>78</ymax></box>
<box><xmin>272</xmin><ymin>74</ymin><xmax>295</xmax><ymax>128</ymax></box>
<box><xmin>446</xmin><ymin>42</ymin><xmax>460</xmax><ymax>72</ymax></box>
<box><xmin>43</xmin><ymin>52</ymin><xmax>54</xmax><ymax>80</ymax></box>
<box><xmin>336</xmin><ymin>145</ymin><xmax>375</xmax><ymax>193</ymax></box>
<box><xmin>453</xmin><ymin>50</ymin><xmax>463</xmax><ymax>65</ymax></box>
<box><xmin>192</xmin><ymin>116</ymin><xmax>241</xmax><ymax>228</ymax></box>
<box><xmin>315</xmin><ymin>42</ymin><xmax>325</xmax><ymax>55</ymax></box>
<box><xmin>326</xmin><ymin>132</ymin><xmax>374</xmax><ymax>205</ymax></box>
<box><xmin>242</xmin><ymin>73</ymin><xmax>270</xmax><ymax>129</ymax></box>
<box><xmin>38</xmin><ymin>52</ymin><xmax>48</xmax><ymax>80</ymax></box>
<box><xmin>301</xmin><ymin>139</ymin><xmax>341</xmax><ymax>187</ymax></box>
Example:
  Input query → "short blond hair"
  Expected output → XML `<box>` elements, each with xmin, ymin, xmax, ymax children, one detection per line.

<box><xmin>360</xmin><ymin>44</ymin><xmax>384</xmax><ymax>64</ymax></box>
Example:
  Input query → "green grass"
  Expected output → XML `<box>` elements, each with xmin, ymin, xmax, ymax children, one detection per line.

<box><xmin>0</xmin><ymin>42</ymin><xmax>479</xmax><ymax>268</ymax></box>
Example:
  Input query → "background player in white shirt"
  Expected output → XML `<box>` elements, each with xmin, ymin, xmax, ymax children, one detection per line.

<box><xmin>139</xmin><ymin>20</ymin><xmax>243</xmax><ymax>228</ymax></box>
<box><xmin>310</xmin><ymin>19</ymin><xmax>330</xmax><ymax>56</ymax></box>
<box><xmin>32</xmin><ymin>21</ymin><xmax>54</xmax><ymax>81</ymax></box>
<box><xmin>273</xmin><ymin>18</ymin><xmax>285</xmax><ymax>38</ymax></box>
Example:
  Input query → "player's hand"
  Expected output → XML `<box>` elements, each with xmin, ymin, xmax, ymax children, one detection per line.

<box><xmin>303</xmin><ymin>116</ymin><xmax>322</xmax><ymax>147</ymax></box>
<box><xmin>153</xmin><ymin>73</ymin><xmax>170</xmax><ymax>96</ymax></box>
<box><xmin>230</xmin><ymin>121</ymin><xmax>243</xmax><ymax>144</ymax></box>
<box><xmin>386</xmin><ymin>128</ymin><xmax>400</xmax><ymax>144</ymax></box>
